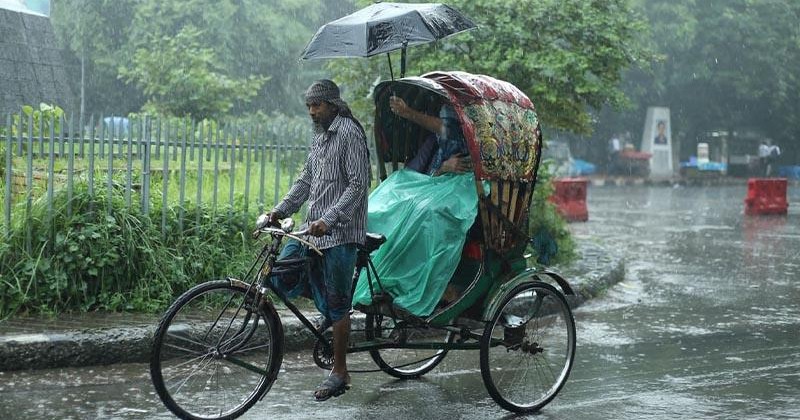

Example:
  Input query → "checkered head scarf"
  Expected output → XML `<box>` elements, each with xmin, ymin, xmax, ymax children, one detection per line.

<box><xmin>305</xmin><ymin>79</ymin><xmax>350</xmax><ymax>113</ymax></box>
<box><xmin>304</xmin><ymin>79</ymin><xmax>365</xmax><ymax>136</ymax></box>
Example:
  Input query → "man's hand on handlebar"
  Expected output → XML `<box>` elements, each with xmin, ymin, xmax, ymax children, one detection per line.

<box><xmin>308</xmin><ymin>220</ymin><xmax>329</xmax><ymax>237</ymax></box>
<box><xmin>254</xmin><ymin>212</ymin><xmax>281</xmax><ymax>237</ymax></box>
<box><xmin>265</xmin><ymin>211</ymin><xmax>281</xmax><ymax>227</ymax></box>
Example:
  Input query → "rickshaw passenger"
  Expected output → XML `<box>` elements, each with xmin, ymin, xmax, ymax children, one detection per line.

<box><xmin>350</xmin><ymin>96</ymin><xmax>478</xmax><ymax>316</ymax></box>
<box><xmin>389</xmin><ymin>96</ymin><xmax>472</xmax><ymax>175</ymax></box>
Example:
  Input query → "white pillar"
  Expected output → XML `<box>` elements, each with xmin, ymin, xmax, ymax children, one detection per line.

<box><xmin>641</xmin><ymin>107</ymin><xmax>674</xmax><ymax>180</ymax></box>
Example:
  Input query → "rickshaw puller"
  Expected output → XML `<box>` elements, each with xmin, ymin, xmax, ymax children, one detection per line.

<box><xmin>267</xmin><ymin>79</ymin><xmax>369</xmax><ymax>401</ymax></box>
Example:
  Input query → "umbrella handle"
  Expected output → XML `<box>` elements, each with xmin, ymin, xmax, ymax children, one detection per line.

<box><xmin>400</xmin><ymin>44</ymin><xmax>407</xmax><ymax>78</ymax></box>
<box><xmin>387</xmin><ymin>53</ymin><xmax>394</xmax><ymax>81</ymax></box>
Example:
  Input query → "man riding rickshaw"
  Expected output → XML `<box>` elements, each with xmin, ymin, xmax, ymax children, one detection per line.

<box><xmin>150</xmin><ymin>4</ymin><xmax>576</xmax><ymax>419</ymax></box>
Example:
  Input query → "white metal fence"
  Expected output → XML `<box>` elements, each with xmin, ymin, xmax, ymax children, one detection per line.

<box><xmin>1</xmin><ymin>113</ymin><xmax>371</xmax><ymax>242</ymax></box>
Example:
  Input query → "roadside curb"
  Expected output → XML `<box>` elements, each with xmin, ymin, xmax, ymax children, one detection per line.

<box><xmin>559</xmin><ymin>241</ymin><xmax>626</xmax><ymax>307</ymax></box>
<box><xmin>0</xmin><ymin>242</ymin><xmax>624</xmax><ymax>372</ymax></box>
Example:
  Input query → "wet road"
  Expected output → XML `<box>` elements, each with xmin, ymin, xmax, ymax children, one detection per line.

<box><xmin>1</xmin><ymin>184</ymin><xmax>798</xmax><ymax>419</ymax></box>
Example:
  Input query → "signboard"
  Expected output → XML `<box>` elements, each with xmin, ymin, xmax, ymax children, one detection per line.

<box><xmin>640</xmin><ymin>107</ymin><xmax>674</xmax><ymax>179</ymax></box>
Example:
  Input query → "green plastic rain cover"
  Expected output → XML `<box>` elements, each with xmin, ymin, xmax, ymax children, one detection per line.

<box><xmin>352</xmin><ymin>169</ymin><xmax>478</xmax><ymax>316</ymax></box>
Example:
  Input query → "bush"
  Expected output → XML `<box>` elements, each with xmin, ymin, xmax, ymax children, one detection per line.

<box><xmin>0</xmin><ymin>181</ymin><xmax>258</xmax><ymax>318</ymax></box>
<box><xmin>527</xmin><ymin>160</ymin><xmax>576</xmax><ymax>267</ymax></box>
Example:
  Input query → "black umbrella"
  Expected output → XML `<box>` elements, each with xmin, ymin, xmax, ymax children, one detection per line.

<box><xmin>300</xmin><ymin>2</ymin><xmax>476</xmax><ymax>79</ymax></box>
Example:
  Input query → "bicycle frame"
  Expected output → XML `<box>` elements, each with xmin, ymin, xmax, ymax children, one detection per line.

<box><xmin>244</xmin><ymin>226</ymin><xmax>491</xmax><ymax>357</ymax></box>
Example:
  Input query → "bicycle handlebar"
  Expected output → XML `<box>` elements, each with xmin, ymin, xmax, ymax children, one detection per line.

<box><xmin>252</xmin><ymin>217</ymin><xmax>332</xmax><ymax>257</ymax></box>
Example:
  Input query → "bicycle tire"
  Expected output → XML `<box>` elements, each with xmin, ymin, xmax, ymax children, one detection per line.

<box><xmin>365</xmin><ymin>313</ymin><xmax>453</xmax><ymax>379</ymax></box>
<box><xmin>480</xmin><ymin>281</ymin><xmax>576</xmax><ymax>413</ymax></box>
<box><xmin>150</xmin><ymin>280</ymin><xmax>282</xmax><ymax>420</ymax></box>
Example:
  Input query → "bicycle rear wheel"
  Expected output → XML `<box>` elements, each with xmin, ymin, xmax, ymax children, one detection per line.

<box><xmin>365</xmin><ymin>314</ymin><xmax>453</xmax><ymax>379</ymax></box>
<box><xmin>480</xmin><ymin>281</ymin><xmax>575</xmax><ymax>413</ymax></box>
<box><xmin>150</xmin><ymin>280</ymin><xmax>282</xmax><ymax>420</ymax></box>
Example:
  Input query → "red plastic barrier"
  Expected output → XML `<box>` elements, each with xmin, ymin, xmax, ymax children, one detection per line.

<box><xmin>744</xmin><ymin>178</ymin><xmax>789</xmax><ymax>216</ymax></box>
<box><xmin>549</xmin><ymin>177</ymin><xmax>589</xmax><ymax>222</ymax></box>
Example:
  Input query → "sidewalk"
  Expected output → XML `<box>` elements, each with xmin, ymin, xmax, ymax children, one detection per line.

<box><xmin>0</xmin><ymin>241</ymin><xmax>624</xmax><ymax>372</ymax></box>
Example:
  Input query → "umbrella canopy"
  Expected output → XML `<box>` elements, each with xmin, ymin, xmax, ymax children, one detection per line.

<box><xmin>300</xmin><ymin>2</ymin><xmax>475</xmax><ymax>76</ymax></box>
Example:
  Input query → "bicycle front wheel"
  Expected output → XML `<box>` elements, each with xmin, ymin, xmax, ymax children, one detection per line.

<box><xmin>480</xmin><ymin>281</ymin><xmax>576</xmax><ymax>413</ymax></box>
<box><xmin>150</xmin><ymin>280</ymin><xmax>282</xmax><ymax>420</ymax></box>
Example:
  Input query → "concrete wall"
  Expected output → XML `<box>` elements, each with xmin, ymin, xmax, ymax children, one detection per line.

<box><xmin>0</xmin><ymin>7</ymin><xmax>75</xmax><ymax>116</ymax></box>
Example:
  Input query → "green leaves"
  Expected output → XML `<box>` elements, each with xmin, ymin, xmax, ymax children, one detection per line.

<box><xmin>616</xmin><ymin>0</ymin><xmax>800</xmax><ymax>149</ymax></box>
<box><xmin>52</xmin><ymin>0</ymin><xmax>335</xmax><ymax>117</ymax></box>
<box><xmin>118</xmin><ymin>25</ymin><xmax>267</xmax><ymax>119</ymax></box>
<box><xmin>333</xmin><ymin>0</ymin><xmax>653</xmax><ymax>135</ymax></box>
<box><xmin>0</xmin><ymin>181</ymin><xmax>259</xmax><ymax>317</ymax></box>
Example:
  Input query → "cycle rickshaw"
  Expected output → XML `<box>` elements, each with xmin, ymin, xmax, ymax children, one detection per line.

<box><xmin>150</xmin><ymin>71</ymin><xmax>576</xmax><ymax>419</ymax></box>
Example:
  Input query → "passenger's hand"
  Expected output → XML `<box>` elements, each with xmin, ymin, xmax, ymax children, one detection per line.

<box><xmin>438</xmin><ymin>153</ymin><xmax>473</xmax><ymax>175</ymax></box>
<box><xmin>389</xmin><ymin>96</ymin><xmax>411</xmax><ymax>119</ymax></box>
<box><xmin>308</xmin><ymin>220</ymin><xmax>329</xmax><ymax>237</ymax></box>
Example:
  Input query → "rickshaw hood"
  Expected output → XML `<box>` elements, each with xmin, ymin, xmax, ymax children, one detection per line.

<box><xmin>374</xmin><ymin>71</ymin><xmax>543</xmax><ymax>182</ymax></box>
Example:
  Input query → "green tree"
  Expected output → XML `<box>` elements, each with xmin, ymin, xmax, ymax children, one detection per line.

<box><xmin>118</xmin><ymin>26</ymin><xmax>266</xmax><ymax>119</ymax></box>
<box><xmin>51</xmin><ymin>0</ymin><xmax>143</xmax><ymax>116</ymax></box>
<box><xmin>52</xmin><ymin>0</ymin><xmax>351</xmax><ymax>117</ymax></box>
<box><xmin>595</xmin><ymin>0</ymin><xmax>800</xmax><ymax>159</ymax></box>
<box><xmin>123</xmin><ymin>0</ymin><xmax>329</xmax><ymax>117</ymax></box>
<box><xmin>330</xmin><ymin>0</ymin><xmax>653</xmax><ymax>136</ymax></box>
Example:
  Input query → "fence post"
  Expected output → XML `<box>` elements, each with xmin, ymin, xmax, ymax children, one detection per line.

<box><xmin>228</xmin><ymin>123</ymin><xmax>236</xmax><ymax>209</ymax></box>
<box><xmin>258</xmin><ymin>127</ymin><xmax>266</xmax><ymax>213</ymax></box>
<box><xmin>273</xmin><ymin>135</ymin><xmax>280</xmax><ymax>206</ymax></box>
<box><xmin>67</xmin><ymin>112</ymin><xmax>75</xmax><ymax>218</ymax></box>
<box><xmin>125</xmin><ymin>117</ymin><xmax>133</xmax><ymax>209</ymax></box>
<box><xmin>244</xmin><ymin>124</ymin><xmax>253</xmax><ymax>214</ymax></box>
<box><xmin>212</xmin><ymin>123</ymin><xmax>221</xmax><ymax>211</ymax></box>
<box><xmin>161</xmin><ymin>117</ymin><xmax>170</xmax><ymax>237</ymax></box>
<box><xmin>98</xmin><ymin>114</ymin><xmax>105</xmax><ymax>159</ymax></box>
<box><xmin>25</xmin><ymin>112</ymin><xmax>33</xmax><ymax>254</ymax></box>
<box><xmin>48</xmin><ymin>113</ymin><xmax>55</xmax><ymax>218</ymax></box>
<box><xmin>16</xmin><ymin>110</ymin><xmax>23</xmax><ymax>155</ymax></box>
<box><xmin>3</xmin><ymin>114</ymin><xmax>12</xmax><ymax>237</ymax></box>
<box><xmin>106</xmin><ymin>114</ymin><xmax>114</xmax><ymax>216</ymax></box>
<box><xmin>142</xmin><ymin>116</ymin><xmax>151</xmax><ymax>215</ymax></box>
<box><xmin>178</xmin><ymin>119</ymin><xmax>187</xmax><ymax>232</ymax></box>
<box><xmin>194</xmin><ymin>120</ymin><xmax>203</xmax><ymax>226</ymax></box>
<box><xmin>79</xmin><ymin>111</ymin><xmax>85</xmax><ymax>158</ymax></box>
<box><xmin>88</xmin><ymin>115</ymin><xmax>95</xmax><ymax>208</ymax></box>
<box><xmin>38</xmin><ymin>109</ymin><xmax>44</xmax><ymax>158</ymax></box>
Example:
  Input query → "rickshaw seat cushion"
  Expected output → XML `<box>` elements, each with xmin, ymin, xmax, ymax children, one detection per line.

<box><xmin>359</xmin><ymin>232</ymin><xmax>387</xmax><ymax>253</ymax></box>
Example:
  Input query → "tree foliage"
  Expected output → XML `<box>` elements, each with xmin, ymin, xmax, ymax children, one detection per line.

<box><xmin>600</xmin><ymin>0</ymin><xmax>800</xmax><ymax>154</ymax></box>
<box><xmin>118</xmin><ymin>26</ymin><xmax>266</xmax><ymax>119</ymax></box>
<box><xmin>51</xmin><ymin>0</ymin><xmax>354</xmax><ymax>117</ymax></box>
<box><xmin>331</xmin><ymin>0</ymin><xmax>653</xmax><ymax>135</ymax></box>
<box><xmin>51</xmin><ymin>0</ymin><xmax>143</xmax><ymax>115</ymax></box>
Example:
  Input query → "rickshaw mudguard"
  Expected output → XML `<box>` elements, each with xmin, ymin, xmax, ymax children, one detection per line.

<box><xmin>480</xmin><ymin>269</ymin><xmax>575</xmax><ymax>322</ymax></box>
<box><xmin>427</xmin><ymin>248</ymin><xmax>527</xmax><ymax>327</ymax></box>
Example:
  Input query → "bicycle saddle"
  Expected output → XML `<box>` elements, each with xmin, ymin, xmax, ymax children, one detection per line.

<box><xmin>359</xmin><ymin>232</ymin><xmax>387</xmax><ymax>253</ymax></box>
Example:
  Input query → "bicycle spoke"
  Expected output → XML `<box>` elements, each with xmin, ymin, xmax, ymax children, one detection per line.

<box><xmin>169</xmin><ymin>352</ymin><xmax>216</xmax><ymax>396</ymax></box>
<box><xmin>151</xmin><ymin>281</ymin><xmax>281</xmax><ymax>419</ymax></box>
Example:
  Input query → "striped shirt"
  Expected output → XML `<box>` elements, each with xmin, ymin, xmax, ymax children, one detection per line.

<box><xmin>273</xmin><ymin>114</ymin><xmax>369</xmax><ymax>249</ymax></box>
